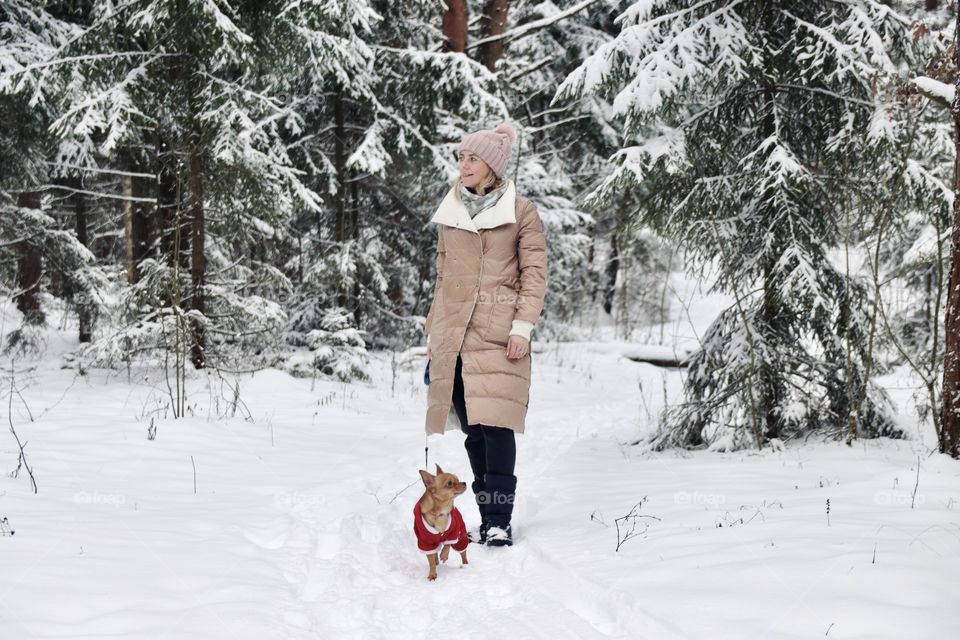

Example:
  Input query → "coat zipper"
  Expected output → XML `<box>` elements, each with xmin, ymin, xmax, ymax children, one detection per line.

<box><xmin>456</xmin><ymin>229</ymin><xmax>484</xmax><ymax>355</ymax></box>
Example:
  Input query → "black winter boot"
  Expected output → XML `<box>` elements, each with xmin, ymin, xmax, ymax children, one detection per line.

<box><xmin>469</xmin><ymin>478</ymin><xmax>490</xmax><ymax>544</ymax></box>
<box><xmin>469</xmin><ymin>518</ymin><xmax>490</xmax><ymax>544</ymax></box>
<box><xmin>484</xmin><ymin>473</ymin><xmax>517</xmax><ymax>547</ymax></box>
<box><xmin>486</xmin><ymin>523</ymin><xmax>512</xmax><ymax>546</ymax></box>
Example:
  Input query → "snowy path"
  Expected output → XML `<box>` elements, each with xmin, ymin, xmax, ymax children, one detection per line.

<box><xmin>1</xmin><ymin>343</ymin><xmax>958</xmax><ymax>639</ymax></box>
<box><xmin>237</xmin><ymin>347</ymin><xmax>683</xmax><ymax>639</ymax></box>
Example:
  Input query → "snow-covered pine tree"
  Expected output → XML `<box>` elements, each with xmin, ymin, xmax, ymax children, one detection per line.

<box><xmin>2</xmin><ymin>1</ymin><xmax>344</xmax><ymax>373</ymax></box>
<box><xmin>487</xmin><ymin>0</ymin><xmax>617</xmax><ymax>338</ymax></box>
<box><xmin>282</xmin><ymin>0</ymin><xmax>512</xmax><ymax>354</ymax></box>
<box><xmin>933</xmin><ymin>0</ymin><xmax>960</xmax><ymax>457</ymax></box>
<box><xmin>557</xmin><ymin>0</ymin><xmax>920</xmax><ymax>449</ymax></box>
<box><xmin>450</xmin><ymin>0</ymin><xmax>669</xmax><ymax>340</ymax></box>
<box><xmin>116</xmin><ymin>0</ymin><xmax>331</xmax><ymax>371</ymax></box>
<box><xmin>873</xmin><ymin>2</ymin><xmax>953</xmax><ymax>447</ymax></box>
<box><xmin>1</xmin><ymin>0</ymin><xmax>521</xmax><ymax>377</ymax></box>
<box><xmin>0</xmin><ymin>3</ymin><xmax>108</xmax><ymax>351</ymax></box>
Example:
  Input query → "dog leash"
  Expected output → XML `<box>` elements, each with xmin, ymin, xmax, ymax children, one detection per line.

<box><xmin>423</xmin><ymin>357</ymin><xmax>431</xmax><ymax>469</ymax></box>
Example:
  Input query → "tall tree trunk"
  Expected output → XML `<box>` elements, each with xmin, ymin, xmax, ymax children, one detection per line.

<box><xmin>350</xmin><ymin>168</ymin><xmax>362</xmax><ymax>327</ymax></box>
<box><xmin>478</xmin><ymin>0</ymin><xmax>509</xmax><ymax>72</ymax></box>
<box><xmin>188</xmin><ymin>147</ymin><xmax>206</xmax><ymax>369</ymax></box>
<box><xmin>123</xmin><ymin>154</ymin><xmax>150</xmax><ymax>284</ymax></box>
<box><xmin>72</xmin><ymin>184</ymin><xmax>92</xmax><ymax>342</ymax></box>
<box><xmin>334</xmin><ymin>89</ymin><xmax>348</xmax><ymax>310</ymax></box>
<box><xmin>156</xmin><ymin>134</ymin><xmax>184</xmax><ymax>269</ymax></box>
<box><xmin>442</xmin><ymin>0</ymin><xmax>468</xmax><ymax>53</ymax></box>
<box><xmin>602</xmin><ymin>232</ymin><xmax>619</xmax><ymax>316</ymax></box>
<box><xmin>938</xmin><ymin>2</ymin><xmax>960</xmax><ymax>458</ymax></box>
<box><xmin>159</xmin><ymin>48</ymin><xmax>188</xmax><ymax>272</ymax></box>
<box><xmin>382</xmin><ymin>190</ymin><xmax>405</xmax><ymax>310</ymax></box>
<box><xmin>758</xmin><ymin>3</ymin><xmax>783</xmax><ymax>442</ymax></box>
<box><xmin>760</xmin><ymin>256</ymin><xmax>784</xmax><ymax>441</ymax></box>
<box><xmin>15</xmin><ymin>191</ymin><xmax>44</xmax><ymax>324</ymax></box>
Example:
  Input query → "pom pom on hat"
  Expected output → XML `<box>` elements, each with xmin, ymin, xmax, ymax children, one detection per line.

<box><xmin>493</xmin><ymin>122</ymin><xmax>517</xmax><ymax>146</ymax></box>
<box><xmin>459</xmin><ymin>122</ymin><xmax>518</xmax><ymax>177</ymax></box>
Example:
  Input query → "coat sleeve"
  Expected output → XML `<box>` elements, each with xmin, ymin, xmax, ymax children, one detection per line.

<box><xmin>514</xmin><ymin>200</ymin><xmax>548</xmax><ymax>326</ymax></box>
<box><xmin>424</xmin><ymin>226</ymin><xmax>445</xmax><ymax>336</ymax></box>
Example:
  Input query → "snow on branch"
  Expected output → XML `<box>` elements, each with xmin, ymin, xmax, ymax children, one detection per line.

<box><xmin>911</xmin><ymin>76</ymin><xmax>954</xmax><ymax>109</ymax></box>
<box><xmin>295</xmin><ymin>26</ymin><xmax>375</xmax><ymax>90</ymax></box>
<box><xmin>555</xmin><ymin>0</ymin><xmax>754</xmax><ymax>121</ymax></box>
<box><xmin>375</xmin><ymin>45</ymin><xmax>504</xmax><ymax>117</ymax></box>
<box><xmin>279</xmin><ymin>0</ymin><xmax>381</xmax><ymax>34</ymax></box>
<box><xmin>49</xmin><ymin>60</ymin><xmax>158</xmax><ymax>157</ymax></box>
<box><xmin>588</xmin><ymin>125</ymin><xmax>685</xmax><ymax>205</ymax></box>
<box><xmin>466</xmin><ymin>0</ymin><xmax>602</xmax><ymax>51</ymax></box>
<box><xmin>785</xmin><ymin>5</ymin><xmax>897</xmax><ymax>86</ymax></box>
<box><xmin>199</xmin><ymin>0</ymin><xmax>254</xmax><ymax>45</ymax></box>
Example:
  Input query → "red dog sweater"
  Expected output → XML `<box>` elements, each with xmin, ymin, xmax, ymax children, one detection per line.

<box><xmin>413</xmin><ymin>502</ymin><xmax>469</xmax><ymax>554</ymax></box>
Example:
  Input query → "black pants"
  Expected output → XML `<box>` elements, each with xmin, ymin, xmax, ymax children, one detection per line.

<box><xmin>451</xmin><ymin>354</ymin><xmax>516</xmax><ymax>480</ymax></box>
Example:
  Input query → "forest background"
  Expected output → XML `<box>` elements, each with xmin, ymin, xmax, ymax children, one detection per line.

<box><xmin>3</xmin><ymin>0</ymin><xmax>960</xmax><ymax>455</ymax></box>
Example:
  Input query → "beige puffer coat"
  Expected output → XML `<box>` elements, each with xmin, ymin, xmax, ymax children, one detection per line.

<box><xmin>424</xmin><ymin>179</ymin><xmax>548</xmax><ymax>435</ymax></box>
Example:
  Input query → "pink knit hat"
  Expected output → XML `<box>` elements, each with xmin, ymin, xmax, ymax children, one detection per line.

<box><xmin>458</xmin><ymin>123</ymin><xmax>518</xmax><ymax>178</ymax></box>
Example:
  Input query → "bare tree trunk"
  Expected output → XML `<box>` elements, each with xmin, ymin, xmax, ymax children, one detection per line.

<box><xmin>350</xmin><ymin>168</ymin><xmax>362</xmax><ymax>327</ymax></box>
<box><xmin>758</xmin><ymin>6</ymin><xmax>783</xmax><ymax>442</ymax></box>
<box><xmin>123</xmin><ymin>154</ymin><xmax>150</xmax><ymax>284</ymax></box>
<box><xmin>72</xmin><ymin>185</ymin><xmax>92</xmax><ymax>342</ymax></box>
<box><xmin>938</xmin><ymin>2</ymin><xmax>960</xmax><ymax>458</ymax></box>
<box><xmin>334</xmin><ymin>89</ymin><xmax>348</xmax><ymax>310</ymax></box>
<box><xmin>15</xmin><ymin>191</ymin><xmax>44</xmax><ymax>324</ymax></box>
<box><xmin>160</xmin><ymin>49</ymin><xmax>189</xmax><ymax>272</ymax></box>
<box><xmin>380</xmin><ymin>190</ymin><xmax>405</xmax><ymax>310</ymax></box>
<box><xmin>759</xmin><ymin>256</ymin><xmax>784</xmax><ymax>442</ymax></box>
<box><xmin>442</xmin><ymin>0</ymin><xmax>468</xmax><ymax>53</ymax></box>
<box><xmin>157</xmin><ymin>134</ymin><xmax>184</xmax><ymax>269</ymax></box>
<box><xmin>188</xmin><ymin>147</ymin><xmax>205</xmax><ymax>369</ymax></box>
<box><xmin>602</xmin><ymin>232</ymin><xmax>619</xmax><ymax>316</ymax></box>
<box><xmin>478</xmin><ymin>0</ymin><xmax>509</xmax><ymax>72</ymax></box>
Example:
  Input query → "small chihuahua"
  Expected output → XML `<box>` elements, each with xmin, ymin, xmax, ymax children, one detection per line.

<box><xmin>414</xmin><ymin>464</ymin><xmax>469</xmax><ymax>581</ymax></box>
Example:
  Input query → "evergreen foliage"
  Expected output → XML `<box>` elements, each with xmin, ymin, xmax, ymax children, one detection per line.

<box><xmin>558</xmin><ymin>0</ymin><xmax>928</xmax><ymax>448</ymax></box>
<box><xmin>0</xmin><ymin>0</ymin><xmax>954</xmax><ymax>443</ymax></box>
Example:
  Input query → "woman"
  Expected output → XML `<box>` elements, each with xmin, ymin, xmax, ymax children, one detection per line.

<box><xmin>423</xmin><ymin>123</ymin><xmax>548</xmax><ymax>547</ymax></box>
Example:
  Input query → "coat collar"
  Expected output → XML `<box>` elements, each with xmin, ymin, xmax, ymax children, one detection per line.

<box><xmin>430</xmin><ymin>179</ymin><xmax>517</xmax><ymax>233</ymax></box>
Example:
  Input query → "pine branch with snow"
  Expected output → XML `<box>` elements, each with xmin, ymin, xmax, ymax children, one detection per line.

<box><xmin>558</xmin><ymin>0</ymin><xmax>923</xmax><ymax>448</ymax></box>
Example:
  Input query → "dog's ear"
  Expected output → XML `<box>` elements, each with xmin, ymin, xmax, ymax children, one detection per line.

<box><xmin>434</xmin><ymin>463</ymin><xmax>444</xmax><ymax>476</ymax></box>
<box><xmin>419</xmin><ymin>469</ymin><xmax>434</xmax><ymax>488</ymax></box>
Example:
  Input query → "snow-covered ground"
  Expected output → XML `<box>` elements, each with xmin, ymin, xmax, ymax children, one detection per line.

<box><xmin>1</xmin><ymin>278</ymin><xmax>958</xmax><ymax>639</ymax></box>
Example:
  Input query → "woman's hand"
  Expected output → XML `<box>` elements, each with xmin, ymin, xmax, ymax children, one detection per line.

<box><xmin>506</xmin><ymin>335</ymin><xmax>529</xmax><ymax>360</ymax></box>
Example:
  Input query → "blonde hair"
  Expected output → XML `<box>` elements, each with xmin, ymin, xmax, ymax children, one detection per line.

<box><xmin>474</xmin><ymin>173</ymin><xmax>503</xmax><ymax>196</ymax></box>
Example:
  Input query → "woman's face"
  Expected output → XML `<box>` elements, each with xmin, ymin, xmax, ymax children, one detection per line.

<box><xmin>458</xmin><ymin>150</ymin><xmax>493</xmax><ymax>189</ymax></box>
